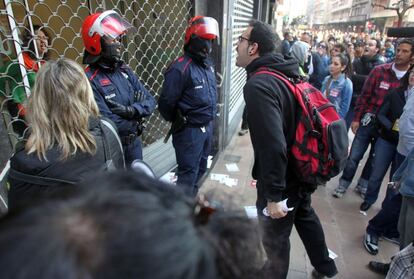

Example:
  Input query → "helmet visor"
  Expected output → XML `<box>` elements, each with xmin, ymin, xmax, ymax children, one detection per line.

<box><xmin>90</xmin><ymin>11</ymin><xmax>136</xmax><ymax>39</ymax></box>
<box><xmin>191</xmin><ymin>17</ymin><xmax>220</xmax><ymax>41</ymax></box>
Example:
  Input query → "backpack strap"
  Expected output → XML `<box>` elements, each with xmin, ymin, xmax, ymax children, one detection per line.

<box><xmin>8</xmin><ymin>168</ymin><xmax>76</xmax><ymax>186</ymax></box>
<box><xmin>251</xmin><ymin>68</ymin><xmax>318</xmax><ymax>155</ymax></box>
<box><xmin>251</xmin><ymin>68</ymin><xmax>313</xmax><ymax>130</ymax></box>
<box><xmin>252</xmin><ymin>67</ymin><xmax>301</xmax><ymax>99</ymax></box>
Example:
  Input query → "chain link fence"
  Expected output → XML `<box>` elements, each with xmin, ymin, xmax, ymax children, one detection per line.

<box><xmin>0</xmin><ymin>0</ymin><xmax>192</xmax><ymax>172</ymax></box>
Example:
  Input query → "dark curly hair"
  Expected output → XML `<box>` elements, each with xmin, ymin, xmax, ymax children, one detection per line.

<box><xmin>21</xmin><ymin>25</ymin><xmax>50</xmax><ymax>60</ymax></box>
<box><xmin>248</xmin><ymin>20</ymin><xmax>280</xmax><ymax>55</ymax></box>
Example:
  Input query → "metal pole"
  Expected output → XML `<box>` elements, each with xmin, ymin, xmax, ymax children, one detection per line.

<box><xmin>4</xmin><ymin>0</ymin><xmax>31</xmax><ymax>97</ymax></box>
<box><xmin>24</xmin><ymin>0</ymin><xmax>42</xmax><ymax>70</ymax></box>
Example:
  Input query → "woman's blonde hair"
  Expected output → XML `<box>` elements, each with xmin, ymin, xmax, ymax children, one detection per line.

<box><xmin>26</xmin><ymin>58</ymin><xmax>100</xmax><ymax>160</ymax></box>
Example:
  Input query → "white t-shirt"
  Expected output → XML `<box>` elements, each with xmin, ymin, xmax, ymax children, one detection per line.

<box><xmin>392</xmin><ymin>63</ymin><xmax>407</xmax><ymax>80</ymax></box>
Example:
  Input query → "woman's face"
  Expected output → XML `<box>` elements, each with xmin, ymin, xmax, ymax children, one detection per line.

<box><xmin>409</xmin><ymin>70</ymin><xmax>414</xmax><ymax>86</ymax></box>
<box><xmin>35</xmin><ymin>30</ymin><xmax>48</xmax><ymax>56</ymax></box>
<box><xmin>329</xmin><ymin>56</ymin><xmax>345</xmax><ymax>77</ymax></box>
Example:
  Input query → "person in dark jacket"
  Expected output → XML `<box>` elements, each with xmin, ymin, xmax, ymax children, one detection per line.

<box><xmin>236</xmin><ymin>20</ymin><xmax>338</xmax><ymax>279</ymax></box>
<box><xmin>363</xmin><ymin>66</ymin><xmax>414</xmax><ymax>256</ymax></box>
<box><xmin>7</xmin><ymin>58</ymin><xmax>125</xmax><ymax>210</ymax></box>
<box><xmin>81</xmin><ymin>10</ymin><xmax>156</xmax><ymax>165</ymax></box>
<box><xmin>158</xmin><ymin>16</ymin><xmax>219</xmax><ymax>197</ymax></box>
<box><xmin>281</xmin><ymin>31</ymin><xmax>294</xmax><ymax>56</ymax></box>
<box><xmin>348</xmin><ymin>39</ymin><xmax>384</xmax><ymax>130</ymax></box>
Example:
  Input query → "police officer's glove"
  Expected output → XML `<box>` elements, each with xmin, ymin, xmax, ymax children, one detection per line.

<box><xmin>107</xmin><ymin>99</ymin><xmax>137</xmax><ymax>119</ymax></box>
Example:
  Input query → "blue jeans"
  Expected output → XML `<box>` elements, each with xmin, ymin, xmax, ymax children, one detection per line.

<box><xmin>367</xmin><ymin>187</ymin><xmax>402</xmax><ymax>238</ymax></box>
<box><xmin>173</xmin><ymin>123</ymin><xmax>212</xmax><ymax>197</ymax></box>
<box><xmin>344</xmin><ymin>104</ymin><xmax>354</xmax><ymax>132</ymax></box>
<box><xmin>338</xmin><ymin>124</ymin><xmax>377</xmax><ymax>190</ymax></box>
<box><xmin>364</xmin><ymin>138</ymin><xmax>399</xmax><ymax>205</ymax></box>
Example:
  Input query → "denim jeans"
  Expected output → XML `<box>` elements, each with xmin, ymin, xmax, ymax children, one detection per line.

<box><xmin>344</xmin><ymin>104</ymin><xmax>354</xmax><ymax>132</ymax></box>
<box><xmin>367</xmin><ymin>186</ymin><xmax>402</xmax><ymax>238</ymax></box>
<box><xmin>338</xmin><ymin>124</ymin><xmax>377</xmax><ymax>190</ymax></box>
<box><xmin>364</xmin><ymin>138</ymin><xmax>399</xmax><ymax>205</ymax></box>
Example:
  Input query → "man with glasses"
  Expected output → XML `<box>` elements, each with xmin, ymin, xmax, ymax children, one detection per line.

<box><xmin>236</xmin><ymin>20</ymin><xmax>338</xmax><ymax>279</ymax></box>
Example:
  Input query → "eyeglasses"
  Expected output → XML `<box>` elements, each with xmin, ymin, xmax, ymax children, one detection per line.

<box><xmin>318</xmin><ymin>45</ymin><xmax>327</xmax><ymax>49</ymax></box>
<box><xmin>238</xmin><ymin>35</ymin><xmax>251</xmax><ymax>43</ymax></box>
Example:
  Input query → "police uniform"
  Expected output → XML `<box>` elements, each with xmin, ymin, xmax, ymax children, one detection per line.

<box><xmin>86</xmin><ymin>63</ymin><xmax>156</xmax><ymax>165</ymax></box>
<box><xmin>159</xmin><ymin>53</ymin><xmax>217</xmax><ymax>196</ymax></box>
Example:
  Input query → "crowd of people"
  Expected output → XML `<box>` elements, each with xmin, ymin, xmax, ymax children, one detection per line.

<box><xmin>0</xmin><ymin>10</ymin><xmax>414</xmax><ymax>279</ymax></box>
<box><xmin>276</xmin><ymin>28</ymin><xmax>414</xmax><ymax>277</ymax></box>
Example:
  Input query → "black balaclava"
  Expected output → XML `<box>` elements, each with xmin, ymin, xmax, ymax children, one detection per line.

<box><xmin>98</xmin><ymin>38</ymin><xmax>122</xmax><ymax>68</ymax></box>
<box><xmin>185</xmin><ymin>36</ymin><xmax>213</xmax><ymax>62</ymax></box>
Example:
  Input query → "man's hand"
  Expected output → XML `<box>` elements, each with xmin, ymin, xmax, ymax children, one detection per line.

<box><xmin>107</xmin><ymin>99</ymin><xmax>137</xmax><ymax>119</ymax></box>
<box><xmin>267</xmin><ymin>201</ymin><xmax>287</xmax><ymax>219</ymax></box>
<box><xmin>351</xmin><ymin>121</ymin><xmax>360</xmax><ymax>134</ymax></box>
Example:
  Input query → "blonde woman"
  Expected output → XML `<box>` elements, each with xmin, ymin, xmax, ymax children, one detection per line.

<box><xmin>7</xmin><ymin>58</ymin><xmax>124</xmax><ymax>210</ymax></box>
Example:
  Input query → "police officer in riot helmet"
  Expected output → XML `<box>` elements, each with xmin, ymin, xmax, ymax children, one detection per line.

<box><xmin>81</xmin><ymin>10</ymin><xmax>156</xmax><ymax>165</ymax></box>
<box><xmin>158</xmin><ymin>16</ymin><xmax>219</xmax><ymax>197</ymax></box>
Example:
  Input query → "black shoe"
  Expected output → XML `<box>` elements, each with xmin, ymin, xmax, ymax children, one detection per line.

<box><xmin>368</xmin><ymin>261</ymin><xmax>390</xmax><ymax>275</ymax></box>
<box><xmin>360</xmin><ymin>202</ymin><xmax>371</xmax><ymax>212</ymax></box>
<box><xmin>364</xmin><ymin>233</ymin><xmax>379</xmax><ymax>255</ymax></box>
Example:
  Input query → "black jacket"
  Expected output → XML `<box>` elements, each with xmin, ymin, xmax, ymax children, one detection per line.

<box><xmin>309</xmin><ymin>51</ymin><xmax>329</xmax><ymax>90</ymax></box>
<box><xmin>350</xmin><ymin>54</ymin><xmax>384</xmax><ymax>105</ymax></box>
<box><xmin>377</xmin><ymin>88</ymin><xmax>406</xmax><ymax>145</ymax></box>
<box><xmin>244</xmin><ymin>53</ymin><xmax>301</xmax><ymax>205</ymax></box>
<box><xmin>8</xmin><ymin>117</ymin><xmax>125</xmax><ymax>210</ymax></box>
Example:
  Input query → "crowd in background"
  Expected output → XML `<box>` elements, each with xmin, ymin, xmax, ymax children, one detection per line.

<box><xmin>278</xmin><ymin>27</ymin><xmax>414</xmax><ymax>278</ymax></box>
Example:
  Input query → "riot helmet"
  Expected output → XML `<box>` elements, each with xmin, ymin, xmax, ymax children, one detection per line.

<box><xmin>81</xmin><ymin>10</ymin><xmax>135</xmax><ymax>64</ymax></box>
<box><xmin>184</xmin><ymin>16</ymin><xmax>219</xmax><ymax>59</ymax></box>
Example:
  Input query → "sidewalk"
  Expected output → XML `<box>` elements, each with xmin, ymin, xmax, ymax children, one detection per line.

<box><xmin>201</xmin><ymin>130</ymin><xmax>399</xmax><ymax>279</ymax></box>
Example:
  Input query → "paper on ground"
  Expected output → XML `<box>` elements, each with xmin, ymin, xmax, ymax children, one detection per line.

<box><xmin>225</xmin><ymin>163</ymin><xmax>240</xmax><ymax>172</ymax></box>
<box><xmin>210</xmin><ymin>173</ymin><xmax>229</xmax><ymax>183</ymax></box>
<box><xmin>244</xmin><ymin>206</ymin><xmax>258</xmax><ymax>218</ymax></box>
<box><xmin>210</xmin><ymin>173</ymin><xmax>238</xmax><ymax>187</ymax></box>
<box><xmin>224</xmin><ymin>177</ymin><xmax>238</xmax><ymax>187</ymax></box>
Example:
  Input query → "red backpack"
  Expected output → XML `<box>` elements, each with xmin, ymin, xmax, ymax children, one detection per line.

<box><xmin>253</xmin><ymin>68</ymin><xmax>348</xmax><ymax>185</ymax></box>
